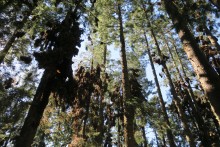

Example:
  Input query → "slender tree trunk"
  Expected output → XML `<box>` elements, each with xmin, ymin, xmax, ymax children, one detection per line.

<box><xmin>15</xmin><ymin>70</ymin><xmax>53</xmax><ymax>147</ymax></box>
<box><xmin>82</xmin><ymin>96</ymin><xmax>90</xmax><ymax>139</ymax></box>
<box><xmin>162</xmin><ymin>132</ymin><xmax>166</xmax><ymax>147</ymax></box>
<box><xmin>117</xmin><ymin>118</ymin><xmax>121</xmax><ymax>147</ymax></box>
<box><xmin>96</xmin><ymin>44</ymin><xmax>107</xmax><ymax>145</ymax></box>
<box><xmin>144</xmin><ymin>33</ymin><xmax>176</xmax><ymax>147</ymax></box>
<box><xmin>104</xmin><ymin>105</ymin><xmax>113</xmax><ymax>147</ymax></box>
<box><xmin>163</xmin><ymin>0</ymin><xmax>220</xmax><ymax>125</ymax></box>
<box><xmin>141</xmin><ymin>127</ymin><xmax>148</xmax><ymax>147</ymax></box>
<box><xmin>142</xmin><ymin>2</ymin><xmax>194</xmax><ymax>145</ymax></box>
<box><xmin>164</xmin><ymin>37</ymin><xmax>214</xmax><ymax>146</ymax></box>
<box><xmin>170</xmin><ymin>37</ymin><xmax>197</xmax><ymax>100</ymax></box>
<box><xmin>150</xmin><ymin>26</ymin><xmax>195</xmax><ymax>146</ymax></box>
<box><xmin>117</xmin><ymin>3</ymin><xmax>138</xmax><ymax>147</ymax></box>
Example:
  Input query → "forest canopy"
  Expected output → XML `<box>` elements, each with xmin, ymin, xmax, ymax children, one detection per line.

<box><xmin>1</xmin><ymin>0</ymin><xmax>220</xmax><ymax>146</ymax></box>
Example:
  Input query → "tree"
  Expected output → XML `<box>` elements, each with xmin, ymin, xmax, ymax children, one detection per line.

<box><xmin>117</xmin><ymin>2</ymin><xmax>138</xmax><ymax>146</ymax></box>
<box><xmin>15</xmin><ymin>2</ymin><xmax>83</xmax><ymax>146</ymax></box>
<box><xmin>2</xmin><ymin>0</ymin><xmax>220</xmax><ymax>146</ymax></box>
<box><xmin>0</xmin><ymin>0</ymin><xmax>38</xmax><ymax>64</ymax></box>
<box><xmin>163</xmin><ymin>0</ymin><xmax>220</xmax><ymax>125</ymax></box>
<box><xmin>144</xmin><ymin>33</ymin><xmax>176</xmax><ymax>147</ymax></box>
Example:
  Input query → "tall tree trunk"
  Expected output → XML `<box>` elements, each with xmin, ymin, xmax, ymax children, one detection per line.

<box><xmin>144</xmin><ymin>33</ymin><xmax>176</xmax><ymax>147</ymax></box>
<box><xmin>104</xmin><ymin>104</ymin><xmax>113</xmax><ymax>147</ymax></box>
<box><xmin>117</xmin><ymin>117</ymin><xmax>121</xmax><ymax>147</ymax></box>
<box><xmin>141</xmin><ymin>0</ymin><xmax>194</xmax><ymax>142</ymax></box>
<box><xmin>15</xmin><ymin>70</ymin><xmax>53</xmax><ymax>147</ymax></box>
<box><xmin>141</xmin><ymin>127</ymin><xmax>148</xmax><ymax>147</ymax></box>
<box><xmin>142</xmin><ymin>2</ymin><xmax>194</xmax><ymax>145</ymax></box>
<box><xmin>117</xmin><ymin>3</ymin><xmax>138</xmax><ymax>147</ymax></box>
<box><xmin>163</xmin><ymin>0</ymin><xmax>220</xmax><ymax>125</ymax></box>
<box><xmin>82</xmin><ymin>96</ymin><xmax>91</xmax><ymax>139</ymax></box>
<box><xmin>164</xmin><ymin>36</ymin><xmax>215</xmax><ymax>146</ymax></box>
<box><xmin>150</xmin><ymin>26</ymin><xmax>196</xmax><ymax>146</ymax></box>
<box><xmin>96</xmin><ymin>44</ymin><xmax>107</xmax><ymax>145</ymax></box>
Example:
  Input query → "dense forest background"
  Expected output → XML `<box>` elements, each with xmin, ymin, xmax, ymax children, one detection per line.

<box><xmin>1</xmin><ymin>0</ymin><xmax>220</xmax><ymax>146</ymax></box>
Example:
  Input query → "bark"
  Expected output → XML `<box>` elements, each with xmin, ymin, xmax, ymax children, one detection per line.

<box><xmin>15</xmin><ymin>70</ymin><xmax>53</xmax><ymax>147</ymax></box>
<box><xmin>163</xmin><ymin>0</ymin><xmax>220</xmax><ymax>125</ymax></box>
<box><xmin>141</xmin><ymin>127</ymin><xmax>148</xmax><ymax>147</ymax></box>
<box><xmin>117</xmin><ymin>115</ymin><xmax>122</xmax><ymax>147</ymax></box>
<box><xmin>150</xmin><ymin>26</ymin><xmax>195</xmax><ymax>146</ymax></box>
<box><xmin>144</xmin><ymin>33</ymin><xmax>176</xmax><ymax>147</ymax></box>
<box><xmin>117</xmin><ymin>3</ymin><xmax>138</xmax><ymax>147</ymax></box>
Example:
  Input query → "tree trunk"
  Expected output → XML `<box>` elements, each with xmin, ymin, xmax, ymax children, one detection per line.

<box><xmin>144</xmin><ymin>33</ymin><xmax>176</xmax><ymax>147</ymax></box>
<box><xmin>117</xmin><ymin>3</ymin><xmax>138</xmax><ymax>147</ymax></box>
<box><xmin>141</xmin><ymin>127</ymin><xmax>148</xmax><ymax>147</ymax></box>
<box><xmin>142</xmin><ymin>2</ymin><xmax>194</xmax><ymax>145</ymax></box>
<box><xmin>15</xmin><ymin>70</ymin><xmax>53</xmax><ymax>147</ymax></box>
<box><xmin>164</xmin><ymin>36</ymin><xmax>215</xmax><ymax>146</ymax></box>
<box><xmin>150</xmin><ymin>26</ymin><xmax>196</xmax><ymax>146</ymax></box>
<box><xmin>163</xmin><ymin>0</ymin><xmax>220</xmax><ymax>125</ymax></box>
<box><xmin>82</xmin><ymin>96</ymin><xmax>90</xmax><ymax>139</ymax></box>
<box><xmin>96</xmin><ymin>44</ymin><xmax>107</xmax><ymax>145</ymax></box>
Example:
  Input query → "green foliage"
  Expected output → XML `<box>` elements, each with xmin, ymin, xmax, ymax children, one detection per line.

<box><xmin>1</xmin><ymin>0</ymin><xmax>220</xmax><ymax>146</ymax></box>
